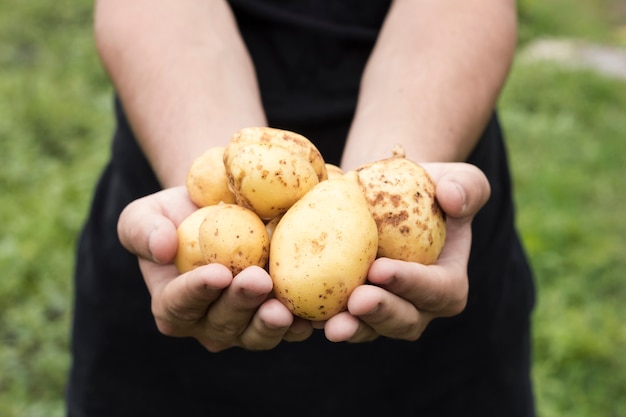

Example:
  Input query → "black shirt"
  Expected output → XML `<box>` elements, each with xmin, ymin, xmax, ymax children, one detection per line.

<box><xmin>67</xmin><ymin>2</ymin><xmax>535</xmax><ymax>416</ymax></box>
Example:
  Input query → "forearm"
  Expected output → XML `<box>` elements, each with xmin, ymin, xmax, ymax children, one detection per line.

<box><xmin>341</xmin><ymin>0</ymin><xmax>517</xmax><ymax>169</ymax></box>
<box><xmin>94</xmin><ymin>0</ymin><xmax>266</xmax><ymax>187</ymax></box>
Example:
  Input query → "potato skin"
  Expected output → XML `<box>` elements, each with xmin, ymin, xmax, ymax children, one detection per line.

<box><xmin>324</xmin><ymin>163</ymin><xmax>344</xmax><ymax>180</ymax></box>
<box><xmin>198</xmin><ymin>203</ymin><xmax>269</xmax><ymax>275</ymax></box>
<box><xmin>229</xmin><ymin>126</ymin><xmax>328</xmax><ymax>182</ymax></box>
<box><xmin>269</xmin><ymin>172</ymin><xmax>378</xmax><ymax>320</ymax></box>
<box><xmin>185</xmin><ymin>146</ymin><xmax>236</xmax><ymax>207</ymax></box>
<box><xmin>223</xmin><ymin>141</ymin><xmax>319</xmax><ymax>220</ymax></box>
<box><xmin>356</xmin><ymin>155</ymin><xmax>446</xmax><ymax>265</ymax></box>
<box><xmin>264</xmin><ymin>214</ymin><xmax>283</xmax><ymax>243</ymax></box>
<box><xmin>174</xmin><ymin>206</ymin><xmax>215</xmax><ymax>273</ymax></box>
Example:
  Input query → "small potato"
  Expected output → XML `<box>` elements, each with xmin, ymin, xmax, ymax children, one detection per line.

<box><xmin>324</xmin><ymin>163</ymin><xmax>344</xmax><ymax>180</ymax></box>
<box><xmin>185</xmin><ymin>146</ymin><xmax>236</xmax><ymax>207</ymax></box>
<box><xmin>198</xmin><ymin>203</ymin><xmax>269</xmax><ymax>275</ymax></box>
<box><xmin>174</xmin><ymin>206</ymin><xmax>215</xmax><ymax>273</ymax></box>
<box><xmin>224</xmin><ymin>141</ymin><xmax>319</xmax><ymax>220</ymax></box>
<box><xmin>264</xmin><ymin>214</ymin><xmax>283</xmax><ymax>243</ymax></box>
<box><xmin>356</xmin><ymin>148</ymin><xmax>446</xmax><ymax>265</ymax></box>
<box><xmin>228</xmin><ymin>127</ymin><xmax>328</xmax><ymax>182</ymax></box>
<box><xmin>269</xmin><ymin>171</ymin><xmax>378</xmax><ymax>320</ymax></box>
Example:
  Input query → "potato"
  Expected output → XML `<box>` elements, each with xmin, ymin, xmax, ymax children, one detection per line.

<box><xmin>324</xmin><ymin>163</ymin><xmax>344</xmax><ymax>180</ymax></box>
<box><xmin>198</xmin><ymin>203</ymin><xmax>269</xmax><ymax>275</ymax></box>
<box><xmin>174</xmin><ymin>206</ymin><xmax>215</xmax><ymax>273</ymax></box>
<box><xmin>356</xmin><ymin>147</ymin><xmax>446</xmax><ymax>265</ymax></box>
<box><xmin>264</xmin><ymin>214</ymin><xmax>283</xmax><ymax>243</ymax></box>
<box><xmin>223</xmin><ymin>141</ymin><xmax>319</xmax><ymax>220</ymax></box>
<box><xmin>185</xmin><ymin>146</ymin><xmax>236</xmax><ymax>207</ymax></box>
<box><xmin>229</xmin><ymin>126</ymin><xmax>328</xmax><ymax>182</ymax></box>
<box><xmin>269</xmin><ymin>171</ymin><xmax>378</xmax><ymax>320</ymax></box>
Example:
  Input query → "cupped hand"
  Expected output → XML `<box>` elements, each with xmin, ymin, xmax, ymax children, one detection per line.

<box><xmin>321</xmin><ymin>162</ymin><xmax>491</xmax><ymax>343</ymax></box>
<box><xmin>118</xmin><ymin>160</ymin><xmax>490</xmax><ymax>348</ymax></box>
<box><xmin>117</xmin><ymin>186</ymin><xmax>313</xmax><ymax>352</ymax></box>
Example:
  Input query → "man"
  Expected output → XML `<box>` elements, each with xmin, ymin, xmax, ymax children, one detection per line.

<box><xmin>67</xmin><ymin>1</ymin><xmax>535</xmax><ymax>415</ymax></box>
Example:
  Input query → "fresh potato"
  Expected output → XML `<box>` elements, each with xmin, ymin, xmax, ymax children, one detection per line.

<box><xmin>324</xmin><ymin>163</ymin><xmax>344</xmax><ymax>180</ymax></box>
<box><xmin>174</xmin><ymin>206</ymin><xmax>215</xmax><ymax>273</ymax></box>
<box><xmin>185</xmin><ymin>146</ymin><xmax>236</xmax><ymax>207</ymax></box>
<box><xmin>228</xmin><ymin>126</ymin><xmax>328</xmax><ymax>182</ymax></box>
<box><xmin>223</xmin><ymin>141</ymin><xmax>319</xmax><ymax>220</ymax></box>
<box><xmin>198</xmin><ymin>203</ymin><xmax>269</xmax><ymax>275</ymax></box>
<box><xmin>356</xmin><ymin>147</ymin><xmax>446</xmax><ymax>265</ymax></box>
<box><xmin>264</xmin><ymin>214</ymin><xmax>283</xmax><ymax>243</ymax></box>
<box><xmin>269</xmin><ymin>171</ymin><xmax>378</xmax><ymax>320</ymax></box>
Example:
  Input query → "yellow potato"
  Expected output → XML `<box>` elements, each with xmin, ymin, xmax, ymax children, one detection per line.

<box><xmin>356</xmin><ymin>148</ymin><xmax>446</xmax><ymax>265</ymax></box>
<box><xmin>324</xmin><ymin>163</ymin><xmax>344</xmax><ymax>180</ymax></box>
<box><xmin>198</xmin><ymin>203</ymin><xmax>269</xmax><ymax>275</ymax></box>
<box><xmin>174</xmin><ymin>206</ymin><xmax>215</xmax><ymax>273</ymax></box>
<box><xmin>269</xmin><ymin>171</ymin><xmax>378</xmax><ymax>320</ymax></box>
<box><xmin>263</xmin><ymin>214</ymin><xmax>283</xmax><ymax>273</ymax></box>
<box><xmin>264</xmin><ymin>214</ymin><xmax>283</xmax><ymax>243</ymax></box>
<box><xmin>185</xmin><ymin>146</ymin><xmax>236</xmax><ymax>207</ymax></box>
<box><xmin>228</xmin><ymin>126</ymin><xmax>328</xmax><ymax>182</ymax></box>
<box><xmin>223</xmin><ymin>141</ymin><xmax>319</xmax><ymax>220</ymax></box>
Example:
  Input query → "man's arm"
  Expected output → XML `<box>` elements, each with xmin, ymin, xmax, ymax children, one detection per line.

<box><xmin>94</xmin><ymin>0</ymin><xmax>267</xmax><ymax>187</ymax></box>
<box><xmin>342</xmin><ymin>0</ymin><xmax>517</xmax><ymax>169</ymax></box>
<box><xmin>99</xmin><ymin>0</ymin><xmax>309</xmax><ymax>352</ymax></box>
<box><xmin>325</xmin><ymin>0</ymin><xmax>514</xmax><ymax>342</ymax></box>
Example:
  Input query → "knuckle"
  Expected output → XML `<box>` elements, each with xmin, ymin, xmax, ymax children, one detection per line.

<box><xmin>207</xmin><ymin>320</ymin><xmax>245</xmax><ymax>340</ymax></box>
<box><xmin>445</xmin><ymin>294</ymin><xmax>468</xmax><ymax>317</ymax></box>
<box><xmin>421</xmin><ymin>273</ymin><xmax>469</xmax><ymax>316</ymax></box>
<box><xmin>386</xmin><ymin>313</ymin><xmax>425</xmax><ymax>341</ymax></box>
<box><xmin>200</xmin><ymin>339</ymin><xmax>232</xmax><ymax>353</ymax></box>
<box><xmin>154</xmin><ymin>318</ymin><xmax>182</xmax><ymax>338</ymax></box>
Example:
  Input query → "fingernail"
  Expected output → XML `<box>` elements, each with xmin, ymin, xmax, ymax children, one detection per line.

<box><xmin>362</xmin><ymin>304</ymin><xmax>380</xmax><ymax>317</ymax></box>
<box><xmin>242</xmin><ymin>288</ymin><xmax>265</xmax><ymax>300</ymax></box>
<box><xmin>311</xmin><ymin>321</ymin><xmax>326</xmax><ymax>329</ymax></box>
<box><xmin>147</xmin><ymin>228</ymin><xmax>157</xmax><ymax>261</ymax></box>
<box><xmin>453</xmin><ymin>181</ymin><xmax>468</xmax><ymax>214</ymax></box>
<box><xmin>147</xmin><ymin>224</ymin><xmax>165</xmax><ymax>263</ymax></box>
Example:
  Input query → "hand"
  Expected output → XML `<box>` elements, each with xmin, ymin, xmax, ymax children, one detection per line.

<box><xmin>117</xmin><ymin>187</ymin><xmax>313</xmax><ymax>352</ymax></box>
<box><xmin>319</xmin><ymin>162</ymin><xmax>491</xmax><ymax>343</ymax></box>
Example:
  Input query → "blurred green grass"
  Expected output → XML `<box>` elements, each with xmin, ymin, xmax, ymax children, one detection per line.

<box><xmin>0</xmin><ymin>1</ymin><xmax>625</xmax><ymax>416</ymax></box>
<box><xmin>0</xmin><ymin>2</ymin><xmax>111</xmax><ymax>416</ymax></box>
<box><xmin>500</xmin><ymin>62</ymin><xmax>626</xmax><ymax>417</ymax></box>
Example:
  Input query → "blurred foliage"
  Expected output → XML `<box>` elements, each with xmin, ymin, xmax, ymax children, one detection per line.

<box><xmin>517</xmin><ymin>0</ymin><xmax>623</xmax><ymax>45</ymax></box>
<box><xmin>500</xmin><ymin>61</ymin><xmax>626</xmax><ymax>417</ymax></box>
<box><xmin>0</xmin><ymin>1</ymin><xmax>111</xmax><ymax>416</ymax></box>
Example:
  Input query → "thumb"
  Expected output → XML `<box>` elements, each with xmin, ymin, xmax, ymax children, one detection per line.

<box><xmin>117</xmin><ymin>186</ymin><xmax>196</xmax><ymax>264</ymax></box>
<box><xmin>425</xmin><ymin>162</ymin><xmax>491</xmax><ymax>221</ymax></box>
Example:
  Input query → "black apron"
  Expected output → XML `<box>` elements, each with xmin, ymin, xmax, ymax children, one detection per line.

<box><xmin>67</xmin><ymin>1</ymin><xmax>535</xmax><ymax>416</ymax></box>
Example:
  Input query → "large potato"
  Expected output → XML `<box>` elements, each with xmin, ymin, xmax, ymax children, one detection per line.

<box><xmin>269</xmin><ymin>171</ymin><xmax>378</xmax><ymax>320</ymax></box>
<box><xmin>198</xmin><ymin>203</ymin><xmax>269</xmax><ymax>275</ymax></box>
<box><xmin>356</xmin><ymin>149</ymin><xmax>446</xmax><ymax>265</ymax></box>
<box><xmin>223</xmin><ymin>141</ymin><xmax>319</xmax><ymax>220</ymax></box>
<box><xmin>185</xmin><ymin>146</ymin><xmax>236</xmax><ymax>207</ymax></box>
<box><xmin>229</xmin><ymin>126</ymin><xmax>328</xmax><ymax>182</ymax></box>
<box><xmin>174</xmin><ymin>206</ymin><xmax>215</xmax><ymax>273</ymax></box>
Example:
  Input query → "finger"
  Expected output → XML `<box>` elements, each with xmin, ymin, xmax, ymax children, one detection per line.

<box><xmin>150</xmin><ymin>262</ymin><xmax>233</xmax><ymax>336</ymax></box>
<box><xmin>236</xmin><ymin>298</ymin><xmax>298</xmax><ymax>349</ymax></box>
<box><xmin>345</xmin><ymin>284</ymin><xmax>431</xmax><ymax>340</ymax></box>
<box><xmin>323</xmin><ymin>311</ymin><xmax>378</xmax><ymax>343</ymax></box>
<box><xmin>117</xmin><ymin>186</ymin><xmax>197</xmax><ymax>263</ymax></box>
<box><xmin>367</xmin><ymin>257</ymin><xmax>468</xmax><ymax>317</ymax></box>
<box><xmin>203</xmin><ymin>266</ymin><xmax>274</xmax><ymax>342</ymax></box>
<box><xmin>423</xmin><ymin>162</ymin><xmax>491</xmax><ymax>220</ymax></box>
<box><xmin>282</xmin><ymin>317</ymin><xmax>315</xmax><ymax>342</ymax></box>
